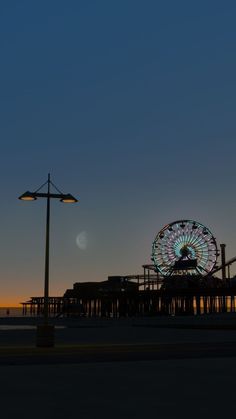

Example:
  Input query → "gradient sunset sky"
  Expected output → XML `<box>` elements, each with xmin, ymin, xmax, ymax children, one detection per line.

<box><xmin>1</xmin><ymin>1</ymin><xmax>236</xmax><ymax>305</ymax></box>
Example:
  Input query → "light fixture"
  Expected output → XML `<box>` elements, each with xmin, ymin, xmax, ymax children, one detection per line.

<box><xmin>18</xmin><ymin>191</ymin><xmax>37</xmax><ymax>201</ymax></box>
<box><xmin>60</xmin><ymin>193</ymin><xmax>78</xmax><ymax>203</ymax></box>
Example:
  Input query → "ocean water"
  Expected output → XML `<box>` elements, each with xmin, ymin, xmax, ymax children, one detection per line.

<box><xmin>0</xmin><ymin>307</ymin><xmax>23</xmax><ymax>317</ymax></box>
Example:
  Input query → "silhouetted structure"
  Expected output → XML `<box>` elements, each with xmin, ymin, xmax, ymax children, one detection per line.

<box><xmin>22</xmin><ymin>270</ymin><xmax>236</xmax><ymax>318</ymax></box>
<box><xmin>21</xmin><ymin>220</ymin><xmax>236</xmax><ymax>318</ymax></box>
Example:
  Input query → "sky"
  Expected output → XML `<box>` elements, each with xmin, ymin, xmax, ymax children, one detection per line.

<box><xmin>0</xmin><ymin>0</ymin><xmax>236</xmax><ymax>305</ymax></box>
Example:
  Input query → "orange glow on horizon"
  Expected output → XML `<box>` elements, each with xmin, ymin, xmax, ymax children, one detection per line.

<box><xmin>0</xmin><ymin>298</ymin><xmax>24</xmax><ymax>308</ymax></box>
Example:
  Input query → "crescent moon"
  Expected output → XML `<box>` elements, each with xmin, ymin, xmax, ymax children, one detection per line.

<box><xmin>76</xmin><ymin>231</ymin><xmax>88</xmax><ymax>250</ymax></box>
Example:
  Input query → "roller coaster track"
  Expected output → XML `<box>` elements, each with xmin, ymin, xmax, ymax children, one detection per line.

<box><xmin>210</xmin><ymin>256</ymin><xmax>236</xmax><ymax>275</ymax></box>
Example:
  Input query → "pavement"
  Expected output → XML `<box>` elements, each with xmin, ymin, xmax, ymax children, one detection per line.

<box><xmin>0</xmin><ymin>358</ymin><xmax>235</xmax><ymax>418</ymax></box>
<box><xmin>0</xmin><ymin>315</ymin><xmax>236</xmax><ymax>418</ymax></box>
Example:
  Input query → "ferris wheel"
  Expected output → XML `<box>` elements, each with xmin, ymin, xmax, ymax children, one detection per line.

<box><xmin>151</xmin><ymin>220</ymin><xmax>218</xmax><ymax>276</ymax></box>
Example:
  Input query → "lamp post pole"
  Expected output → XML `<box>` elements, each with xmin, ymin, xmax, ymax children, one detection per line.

<box><xmin>19</xmin><ymin>174</ymin><xmax>78</xmax><ymax>347</ymax></box>
<box><xmin>44</xmin><ymin>173</ymin><xmax>51</xmax><ymax>326</ymax></box>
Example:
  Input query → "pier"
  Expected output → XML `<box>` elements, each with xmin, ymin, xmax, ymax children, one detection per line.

<box><xmin>21</xmin><ymin>274</ymin><xmax>236</xmax><ymax>318</ymax></box>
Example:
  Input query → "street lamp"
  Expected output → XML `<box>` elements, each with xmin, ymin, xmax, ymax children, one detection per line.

<box><xmin>19</xmin><ymin>173</ymin><xmax>77</xmax><ymax>347</ymax></box>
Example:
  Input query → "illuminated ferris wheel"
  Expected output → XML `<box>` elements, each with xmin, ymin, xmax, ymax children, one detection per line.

<box><xmin>152</xmin><ymin>220</ymin><xmax>218</xmax><ymax>276</ymax></box>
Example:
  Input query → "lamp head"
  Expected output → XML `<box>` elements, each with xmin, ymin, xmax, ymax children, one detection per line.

<box><xmin>18</xmin><ymin>191</ymin><xmax>37</xmax><ymax>201</ymax></box>
<box><xmin>60</xmin><ymin>193</ymin><xmax>78</xmax><ymax>203</ymax></box>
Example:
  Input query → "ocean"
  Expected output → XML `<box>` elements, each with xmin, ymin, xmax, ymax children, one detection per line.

<box><xmin>0</xmin><ymin>307</ymin><xmax>24</xmax><ymax>317</ymax></box>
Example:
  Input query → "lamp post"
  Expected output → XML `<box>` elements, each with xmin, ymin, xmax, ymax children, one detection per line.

<box><xmin>19</xmin><ymin>173</ymin><xmax>77</xmax><ymax>347</ymax></box>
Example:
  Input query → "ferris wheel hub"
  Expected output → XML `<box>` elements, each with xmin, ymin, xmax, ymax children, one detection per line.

<box><xmin>180</xmin><ymin>245</ymin><xmax>190</xmax><ymax>257</ymax></box>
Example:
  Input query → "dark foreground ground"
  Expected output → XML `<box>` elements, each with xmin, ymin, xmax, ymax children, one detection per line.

<box><xmin>0</xmin><ymin>314</ymin><xmax>236</xmax><ymax>418</ymax></box>
<box><xmin>1</xmin><ymin>314</ymin><xmax>236</xmax><ymax>364</ymax></box>
<box><xmin>1</xmin><ymin>358</ymin><xmax>236</xmax><ymax>419</ymax></box>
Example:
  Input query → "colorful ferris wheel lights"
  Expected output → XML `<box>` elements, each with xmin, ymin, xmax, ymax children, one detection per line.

<box><xmin>152</xmin><ymin>220</ymin><xmax>218</xmax><ymax>276</ymax></box>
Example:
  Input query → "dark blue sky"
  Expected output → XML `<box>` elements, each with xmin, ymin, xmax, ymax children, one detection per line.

<box><xmin>1</xmin><ymin>1</ymin><xmax>236</xmax><ymax>304</ymax></box>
